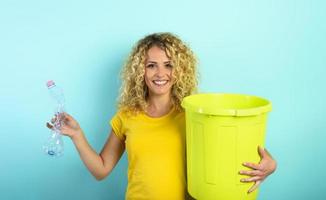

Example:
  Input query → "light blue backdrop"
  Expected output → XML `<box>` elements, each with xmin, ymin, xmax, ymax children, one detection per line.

<box><xmin>1</xmin><ymin>0</ymin><xmax>325</xmax><ymax>199</ymax></box>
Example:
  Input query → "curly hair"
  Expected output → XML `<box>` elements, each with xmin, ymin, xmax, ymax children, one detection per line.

<box><xmin>118</xmin><ymin>32</ymin><xmax>198</xmax><ymax>114</ymax></box>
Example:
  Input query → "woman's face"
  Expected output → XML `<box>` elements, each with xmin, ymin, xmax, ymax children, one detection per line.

<box><xmin>144</xmin><ymin>45</ymin><xmax>173</xmax><ymax>98</ymax></box>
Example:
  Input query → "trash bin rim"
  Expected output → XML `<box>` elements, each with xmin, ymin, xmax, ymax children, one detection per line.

<box><xmin>181</xmin><ymin>93</ymin><xmax>272</xmax><ymax>116</ymax></box>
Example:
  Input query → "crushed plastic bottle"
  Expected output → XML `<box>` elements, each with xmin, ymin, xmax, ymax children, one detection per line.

<box><xmin>43</xmin><ymin>80</ymin><xmax>66</xmax><ymax>157</ymax></box>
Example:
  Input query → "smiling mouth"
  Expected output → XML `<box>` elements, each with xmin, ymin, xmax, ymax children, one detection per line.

<box><xmin>152</xmin><ymin>80</ymin><xmax>168</xmax><ymax>86</ymax></box>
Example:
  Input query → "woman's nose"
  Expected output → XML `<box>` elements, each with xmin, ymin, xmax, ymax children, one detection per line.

<box><xmin>156</xmin><ymin>65</ymin><xmax>168</xmax><ymax>76</ymax></box>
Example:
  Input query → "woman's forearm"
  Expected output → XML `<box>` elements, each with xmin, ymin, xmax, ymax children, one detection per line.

<box><xmin>71</xmin><ymin>131</ymin><xmax>106</xmax><ymax>180</ymax></box>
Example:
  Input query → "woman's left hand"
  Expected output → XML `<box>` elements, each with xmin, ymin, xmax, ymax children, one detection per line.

<box><xmin>239</xmin><ymin>146</ymin><xmax>277</xmax><ymax>193</ymax></box>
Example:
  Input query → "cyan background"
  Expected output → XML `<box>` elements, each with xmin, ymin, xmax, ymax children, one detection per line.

<box><xmin>0</xmin><ymin>0</ymin><xmax>325</xmax><ymax>199</ymax></box>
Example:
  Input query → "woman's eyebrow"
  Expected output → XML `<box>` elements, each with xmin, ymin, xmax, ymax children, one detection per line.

<box><xmin>146</xmin><ymin>60</ymin><xmax>170</xmax><ymax>64</ymax></box>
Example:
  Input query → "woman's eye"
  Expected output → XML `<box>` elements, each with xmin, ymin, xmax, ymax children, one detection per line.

<box><xmin>146</xmin><ymin>64</ymin><xmax>154</xmax><ymax>68</ymax></box>
<box><xmin>165</xmin><ymin>64</ymin><xmax>173</xmax><ymax>68</ymax></box>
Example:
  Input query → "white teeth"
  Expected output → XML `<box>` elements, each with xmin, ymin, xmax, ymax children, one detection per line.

<box><xmin>153</xmin><ymin>80</ymin><xmax>168</xmax><ymax>85</ymax></box>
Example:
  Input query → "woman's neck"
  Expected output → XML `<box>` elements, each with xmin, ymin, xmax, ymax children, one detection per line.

<box><xmin>146</xmin><ymin>93</ymin><xmax>173</xmax><ymax>117</ymax></box>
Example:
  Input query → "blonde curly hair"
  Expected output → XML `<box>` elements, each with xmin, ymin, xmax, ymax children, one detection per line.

<box><xmin>118</xmin><ymin>32</ymin><xmax>198</xmax><ymax>114</ymax></box>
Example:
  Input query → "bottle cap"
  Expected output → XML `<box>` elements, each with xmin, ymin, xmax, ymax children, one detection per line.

<box><xmin>46</xmin><ymin>80</ymin><xmax>55</xmax><ymax>88</ymax></box>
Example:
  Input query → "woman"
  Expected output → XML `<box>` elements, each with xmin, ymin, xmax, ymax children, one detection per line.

<box><xmin>47</xmin><ymin>32</ymin><xmax>277</xmax><ymax>200</ymax></box>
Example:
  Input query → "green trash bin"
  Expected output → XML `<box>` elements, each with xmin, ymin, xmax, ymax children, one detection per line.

<box><xmin>181</xmin><ymin>93</ymin><xmax>272</xmax><ymax>200</ymax></box>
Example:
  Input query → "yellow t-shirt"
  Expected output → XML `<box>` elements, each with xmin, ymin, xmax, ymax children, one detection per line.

<box><xmin>110</xmin><ymin>106</ymin><xmax>186</xmax><ymax>200</ymax></box>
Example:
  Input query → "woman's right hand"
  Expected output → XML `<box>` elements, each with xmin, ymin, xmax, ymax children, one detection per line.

<box><xmin>46</xmin><ymin>112</ymin><xmax>82</xmax><ymax>139</ymax></box>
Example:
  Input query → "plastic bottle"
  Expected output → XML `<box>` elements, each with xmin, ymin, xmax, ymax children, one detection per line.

<box><xmin>43</xmin><ymin>80</ymin><xmax>65</xmax><ymax>157</ymax></box>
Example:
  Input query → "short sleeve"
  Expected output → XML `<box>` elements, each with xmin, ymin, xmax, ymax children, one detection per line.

<box><xmin>110</xmin><ymin>112</ymin><xmax>125</xmax><ymax>141</ymax></box>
